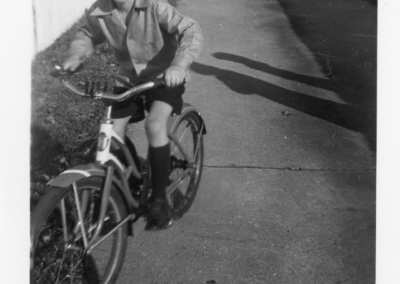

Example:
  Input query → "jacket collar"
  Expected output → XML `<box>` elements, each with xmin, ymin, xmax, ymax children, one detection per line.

<box><xmin>91</xmin><ymin>0</ymin><xmax>150</xmax><ymax>16</ymax></box>
<box><xmin>133</xmin><ymin>0</ymin><xmax>150</xmax><ymax>8</ymax></box>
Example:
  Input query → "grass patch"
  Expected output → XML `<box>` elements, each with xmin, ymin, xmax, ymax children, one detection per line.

<box><xmin>31</xmin><ymin>16</ymin><xmax>119</xmax><ymax>209</ymax></box>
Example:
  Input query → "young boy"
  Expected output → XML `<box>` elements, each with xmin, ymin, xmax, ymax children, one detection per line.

<box><xmin>63</xmin><ymin>0</ymin><xmax>203</xmax><ymax>230</ymax></box>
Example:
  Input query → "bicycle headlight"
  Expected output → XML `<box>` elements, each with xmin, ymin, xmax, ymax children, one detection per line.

<box><xmin>97</xmin><ymin>132</ymin><xmax>109</xmax><ymax>151</ymax></box>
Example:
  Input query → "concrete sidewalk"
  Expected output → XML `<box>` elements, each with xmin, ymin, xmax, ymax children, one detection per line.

<box><xmin>124</xmin><ymin>0</ymin><xmax>376</xmax><ymax>283</ymax></box>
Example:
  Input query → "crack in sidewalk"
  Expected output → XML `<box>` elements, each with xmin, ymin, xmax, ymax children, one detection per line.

<box><xmin>203</xmin><ymin>164</ymin><xmax>376</xmax><ymax>172</ymax></box>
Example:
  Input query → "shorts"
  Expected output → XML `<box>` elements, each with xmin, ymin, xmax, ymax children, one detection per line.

<box><xmin>111</xmin><ymin>84</ymin><xmax>185</xmax><ymax>123</ymax></box>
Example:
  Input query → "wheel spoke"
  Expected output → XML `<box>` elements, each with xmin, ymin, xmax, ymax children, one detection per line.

<box><xmin>72</xmin><ymin>182</ymin><xmax>89</xmax><ymax>248</ymax></box>
<box><xmin>168</xmin><ymin>113</ymin><xmax>204</xmax><ymax>218</ymax></box>
<box><xmin>172</xmin><ymin>121</ymin><xmax>190</xmax><ymax>156</ymax></box>
<box><xmin>31</xmin><ymin>178</ymin><xmax>128</xmax><ymax>284</ymax></box>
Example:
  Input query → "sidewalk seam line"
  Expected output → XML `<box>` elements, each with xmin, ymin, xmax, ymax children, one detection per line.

<box><xmin>203</xmin><ymin>165</ymin><xmax>376</xmax><ymax>172</ymax></box>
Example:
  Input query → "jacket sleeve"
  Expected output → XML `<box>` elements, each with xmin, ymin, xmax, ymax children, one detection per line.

<box><xmin>154</xmin><ymin>0</ymin><xmax>204</xmax><ymax>71</ymax></box>
<box><xmin>67</xmin><ymin>7</ymin><xmax>106</xmax><ymax>59</ymax></box>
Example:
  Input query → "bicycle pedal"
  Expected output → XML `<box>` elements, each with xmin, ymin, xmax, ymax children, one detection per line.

<box><xmin>144</xmin><ymin>217</ymin><xmax>173</xmax><ymax>231</ymax></box>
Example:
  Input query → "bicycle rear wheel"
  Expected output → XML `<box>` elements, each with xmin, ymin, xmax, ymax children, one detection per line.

<box><xmin>168</xmin><ymin>111</ymin><xmax>204</xmax><ymax>219</ymax></box>
<box><xmin>30</xmin><ymin>177</ymin><xmax>128</xmax><ymax>284</ymax></box>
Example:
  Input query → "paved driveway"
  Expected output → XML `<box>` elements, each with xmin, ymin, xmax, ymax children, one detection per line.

<box><xmin>123</xmin><ymin>0</ymin><xmax>377</xmax><ymax>283</ymax></box>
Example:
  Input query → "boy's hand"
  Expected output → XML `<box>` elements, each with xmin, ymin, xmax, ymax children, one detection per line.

<box><xmin>164</xmin><ymin>66</ymin><xmax>185</xmax><ymax>87</ymax></box>
<box><xmin>63</xmin><ymin>55</ymin><xmax>82</xmax><ymax>72</ymax></box>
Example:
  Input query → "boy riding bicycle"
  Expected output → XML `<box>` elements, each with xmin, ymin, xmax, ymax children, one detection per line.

<box><xmin>63</xmin><ymin>0</ymin><xmax>203</xmax><ymax>230</ymax></box>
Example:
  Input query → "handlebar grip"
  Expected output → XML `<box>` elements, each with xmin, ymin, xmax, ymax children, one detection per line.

<box><xmin>152</xmin><ymin>78</ymin><xmax>166</xmax><ymax>88</ymax></box>
<box><xmin>50</xmin><ymin>61</ymin><xmax>66</xmax><ymax>78</ymax></box>
<box><xmin>50</xmin><ymin>60</ymin><xmax>80</xmax><ymax>78</ymax></box>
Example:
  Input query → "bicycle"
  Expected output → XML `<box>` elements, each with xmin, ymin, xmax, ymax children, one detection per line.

<box><xmin>30</xmin><ymin>62</ymin><xmax>206</xmax><ymax>284</ymax></box>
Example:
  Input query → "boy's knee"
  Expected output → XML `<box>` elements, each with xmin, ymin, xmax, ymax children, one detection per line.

<box><xmin>145</xmin><ymin>119</ymin><xmax>163</xmax><ymax>135</ymax></box>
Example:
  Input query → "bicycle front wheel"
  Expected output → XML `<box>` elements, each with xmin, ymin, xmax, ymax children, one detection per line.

<box><xmin>30</xmin><ymin>177</ymin><xmax>128</xmax><ymax>284</ymax></box>
<box><xmin>168</xmin><ymin>111</ymin><xmax>204</xmax><ymax>219</ymax></box>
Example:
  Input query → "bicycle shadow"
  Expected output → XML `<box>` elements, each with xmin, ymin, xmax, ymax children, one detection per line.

<box><xmin>191</xmin><ymin>60</ymin><xmax>376</xmax><ymax>151</ymax></box>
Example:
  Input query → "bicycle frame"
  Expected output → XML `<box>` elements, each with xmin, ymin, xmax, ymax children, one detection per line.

<box><xmin>31</xmin><ymin>64</ymin><xmax>207</xmax><ymax>283</ymax></box>
<box><xmin>49</xmin><ymin>103</ymin><xmax>205</xmax><ymax>253</ymax></box>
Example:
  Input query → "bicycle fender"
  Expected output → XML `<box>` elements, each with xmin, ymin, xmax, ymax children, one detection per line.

<box><xmin>47</xmin><ymin>163</ymin><xmax>105</xmax><ymax>188</ymax></box>
<box><xmin>168</xmin><ymin>102</ymin><xmax>207</xmax><ymax>135</ymax></box>
<box><xmin>46</xmin><ymin>164</ymin><xmax>135</xmax><ymax>236</ymax></box>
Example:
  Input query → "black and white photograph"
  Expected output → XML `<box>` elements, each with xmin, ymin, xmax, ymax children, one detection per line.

<box><xmin>1</xmin><ymin>0</ymin><xmax>399</xmax><ymax>283</ymax></box>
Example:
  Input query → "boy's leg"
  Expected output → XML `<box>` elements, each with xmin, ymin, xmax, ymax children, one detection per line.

<box><xmin>110</xmin><ymin>86</ymin><xmax>145</xmax><ymax>167</ymax></box>
<box><xmin>145</xmin><ymin>101</ymin><xmax>173</xmax><ymax>200</ymax></box>
<box><xmin>144</xmin><ymin>100</ymin><xmax>173</xmax><ymax>230</ymax></box>
<box><xmin>112</xmin><ymin>116</ymin><xmax>131</xmax><ymax>142</ymax></box>
<box><xmin>112</xmin><ymin>116</ymin><xmax>142</xmax><ymax>171</ymax></box>
<box><xmin>110</xmin><ymin>116</ymin><xmax>131</xmax><ymax>164</ymax></box>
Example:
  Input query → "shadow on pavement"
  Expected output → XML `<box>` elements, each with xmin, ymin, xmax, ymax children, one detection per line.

<box><xmin>274</xmin><ymin>0</ymin><xmax>377</xmax><ymax>149</ymax></box>
<box><xmin>275</xmin><ymin>0</ymin><xmax>377</xmax><ymax>99</ymax></box>
<box><xmin>196</xmin><ymin>0</ymin><xmax>377</xmax><ymax>152</ymax></box>
<box><xmin>192</xmin><ymin>60</ymin><xmax>376</xmax><ymax>151</ymax></box>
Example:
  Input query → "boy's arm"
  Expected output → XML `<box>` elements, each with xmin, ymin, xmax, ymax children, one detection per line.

<box><xmin>154</xmin><ymin>0</ymin><xmax>204</xmax><ymax>72</ymax></box>
<box><xmin>64</xmin><ymin>9</ymin><xmax>106</xmax><ymax>71</ymax></box>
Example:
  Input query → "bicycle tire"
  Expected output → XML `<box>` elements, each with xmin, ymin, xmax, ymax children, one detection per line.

<box><xmin>30</xmin><ymin>177</ymin><xmax>129</xmax><ymax>284</ymax></box>
<box><xmin>168</xmin><ymin>111</ymin><xmax>204</xmax><ymax>219</ymax></box>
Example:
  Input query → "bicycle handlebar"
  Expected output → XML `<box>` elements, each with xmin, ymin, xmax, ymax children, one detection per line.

<box><xmin>51</xmin><ymin>61</ymin><xmax>165</xmax><ymax>102</ymax></box>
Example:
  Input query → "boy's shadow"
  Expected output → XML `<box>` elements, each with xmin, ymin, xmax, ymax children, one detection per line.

<box><xmin>192</xmin><ymin>53</ymin><xmax>376</xmax><ymax>151</ymax></box>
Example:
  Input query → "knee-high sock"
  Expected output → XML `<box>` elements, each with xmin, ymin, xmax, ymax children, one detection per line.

<box><xmin>149</xmin><ymin>144</ymin><xmax>170</xmax><ymax>201</ymax></box>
